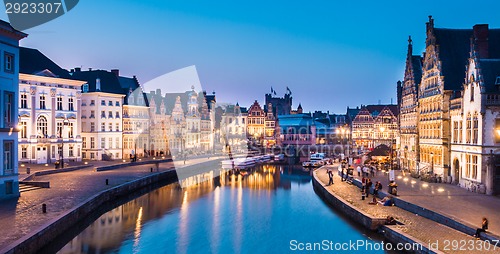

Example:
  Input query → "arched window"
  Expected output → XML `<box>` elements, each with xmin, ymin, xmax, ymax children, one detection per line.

<box><xmin>470</xmin><ymin>83</ymin><xmax>475</xmax><ymax>101</ymax></box>
<box><xmin>466</xmin><ymin>113</ymin><xmax>472</xmax><ymax>144</ymax></box>
<box><xmin>37</xmin><ymin>116</ymin><xmax>48</xmax><ymax>138</ymax></box>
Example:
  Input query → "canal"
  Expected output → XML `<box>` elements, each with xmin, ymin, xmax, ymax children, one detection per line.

<box><xmin>56</xmin><ymin>164</ymin><xmax>389</xmax><ymax>253</ymax></box>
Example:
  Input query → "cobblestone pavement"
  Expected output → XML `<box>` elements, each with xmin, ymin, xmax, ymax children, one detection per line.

<box><xmin>316</xmin><ymin>165</ymin><xmax>500</xmax><ymax>254</ymax></box>
<box><xmin>356</xmin><ymin>168</ymin><xmax>500</xmax><ymax>237</ymax></box>
<box><xmin>0</xmin><ymin>155</ymin><xmax>225</xmax><ymax>250</ymax></box>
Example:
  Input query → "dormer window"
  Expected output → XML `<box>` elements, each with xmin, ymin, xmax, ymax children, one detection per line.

<box><xmin>495</xmin><ymin>76</ymin><xmax>500</xmax><ymax>85</ymax></box>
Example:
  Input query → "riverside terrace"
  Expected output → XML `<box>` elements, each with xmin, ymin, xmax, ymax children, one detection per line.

<box><xmin>0</xmin><ymin>156</ymin><xmax>226</xmax><ymax>252</ymax></box>
<box><xmin>314</xmin><ymin>164</ymin><xmax>500</xmax><ymax>253</ymax></box>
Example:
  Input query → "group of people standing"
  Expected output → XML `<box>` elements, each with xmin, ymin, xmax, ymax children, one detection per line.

<box><xmin>357</xmin><ymin>164</ymin><xmax>376</xmax><ymax>178</ymax></box>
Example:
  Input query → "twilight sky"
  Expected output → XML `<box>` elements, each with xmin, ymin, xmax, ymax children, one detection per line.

<box><xmin>4</xmin><ymin>0</ymin><xmax>500</xmax><ymax>113</ymax></box>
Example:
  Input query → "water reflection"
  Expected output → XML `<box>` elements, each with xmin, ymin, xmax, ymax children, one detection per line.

<box><xmin>57</xmin><ymin>164</ymin><xmax>384</xmax><ymax>254</ymax></box>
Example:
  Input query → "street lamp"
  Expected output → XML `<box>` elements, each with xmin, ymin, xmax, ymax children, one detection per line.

<box><xmin>59</xmin><ymin>118</ymin><xmax>69</xmax><ymax>169</ymax></box>
<box><xmin>430</xmin><ymin>152</ymin><xmax>434</xmax><ymax>175</ymax></box>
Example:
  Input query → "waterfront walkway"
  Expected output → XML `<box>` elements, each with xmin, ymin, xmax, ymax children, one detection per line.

<box><xmin>316</xmin><ymin>165</ymin><xmax>499</xmax><ymax>254</ymax></box>
<box><xmin>362</xmin><ymin>168</ymin><xmax>500</xmax><ymax>237</ymax></box>
<box><xmin>0</xmin><ymin>155</ymin><xmax>225</xmax><ymax>250</ymax></box>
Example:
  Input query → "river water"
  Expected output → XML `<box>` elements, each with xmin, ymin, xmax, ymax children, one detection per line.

<box><xmin>57</xmin><ymin>164</ymin><xmax>388</xmax><ymax>253</ymax></box>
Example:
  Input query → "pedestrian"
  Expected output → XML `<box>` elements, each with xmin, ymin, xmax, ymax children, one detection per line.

<box><xmin>366</xmin><ymin>179</ymin><xmax>373</xmax><ymax>197</ymax></box>
<box><xmin>370</xmin><ymin>167</ymin><xmax>375</xmax><ymax>178</ymax></box>
<box><xmin>341</xmin><ymin>167</ymin><xmax>346</xmax><ymax>182</ymax></box>
<box><xmin>356</xmin><ymin>165</ymin><xmax>361</xmax><ymax>177</ymax></box>
<box><xmin>474</xmin><ymin>217</ymin><xmax>488</xmax><ymax>238</ymax></box>
<box><xmin>328</xmin><ymin>170</ymin><xmax>334</xmax><ymax>186</ymax></box>
<box><xmin>374</xmin><ymin>181</ymin><xmax>382</xmax><ymax>197</ymax></box>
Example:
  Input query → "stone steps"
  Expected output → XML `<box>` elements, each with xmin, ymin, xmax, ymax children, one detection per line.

<box><xmin>19</xmin><ymin>184</ymin><xmax>42</xmax><ymax>193</ymax></box>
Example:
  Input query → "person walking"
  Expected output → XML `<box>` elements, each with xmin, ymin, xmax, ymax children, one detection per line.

<box><xmin>366</xmin><ymin>179</ymin><xmax>373</xmax><ymax>197</ymax></box>
<box><xmin>474</xmin><ymin>217</ymin><xmax>488</xmax><ymax>238</ymax></box>
<box><xmin>328</xmin><ymin>170</ymin><xmax>334</xmax><ymax>186</ymax></box>
<box><xmin>370</xmin><ymin>167</ymin><xmax>375</xmax><ymax>178</ymax></box>
<box><xmin>357</xmin><ymin>165</ymin><xmax>361</xmax><ymax>177</ymax></box>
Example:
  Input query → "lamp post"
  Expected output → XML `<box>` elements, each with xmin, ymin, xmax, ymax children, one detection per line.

<box><xmin>59</xmin><ymin>118</ymin><xmax>69</xmax><ymax>169</ymax></box>
<box><xmin>430</xmin><ymin>152</ymin><xmax>434</xmax><ymax>175</ymax></box>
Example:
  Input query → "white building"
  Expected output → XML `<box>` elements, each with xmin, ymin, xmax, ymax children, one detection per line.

<box><xmin>148</xmin><ymin>89</ymin><xmax>171</xmax><ymax>157</ymax></box>
<box><xmin>72</xmin><ymin>69</ymin><xmax>125</xmax><ymax>161</ymax></box>
<box><xmin>185</xmin><ymin>88</ymin><xmax>201</xmax><ymax>151</ymax></box>
<box><xmin>0</xmin><ymin>21</ymin><xmax>26</xmax><ymax>199</ymax></box>
<box><xmin>18</xmin><ymin>48</ymin><xmax>86</xmax><ymax>165</ymax></box>
<box><xmin>220</xmin><ymin>103</ymin><xmax>247</xmax><ymax>153</ymax></box>
<box><xmin>450</xmin><ymin>24</ymin><xmax>500</xmax><ymax>194</ymax></box>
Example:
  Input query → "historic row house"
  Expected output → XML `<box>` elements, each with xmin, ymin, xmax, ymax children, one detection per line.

<box><xmin>220</xmin><ymin>103</ymin><xmax>247</xmax><ymax>153</ymax></box>
<box><xmin>398</xmin><ymin>37</ymin><xmax>422</xmax><ymax>174</ymax></box>
<box><xmin>19</xmin><ymin>48</ymin><xmax>85</xmax><ymax>165</ymax></box>
<box><xmin>449</xmin><ymin>24</ymin><xmax>500</xmax><ymax>194</ymax></box>
<box><xmin>351</xmin><ymin>105</ymin><xmax>398</xmax><ymax>151</ymax></box>
<box><xmin>0</xmin><ymin>21</ymin><xmax>25</xmax><ymax>199</ymax></box>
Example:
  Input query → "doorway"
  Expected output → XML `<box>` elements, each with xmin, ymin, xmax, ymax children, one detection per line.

<box><xmin>453</xmin><ymin>159</ymin><xmax>460</xmax><ymax>184</ymax></box>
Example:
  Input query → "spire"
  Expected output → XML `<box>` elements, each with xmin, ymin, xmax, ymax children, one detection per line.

<box><xmin>407</xmin><ymin>35</ymin><xmax>413</xmax><ymax>56</ymax></box>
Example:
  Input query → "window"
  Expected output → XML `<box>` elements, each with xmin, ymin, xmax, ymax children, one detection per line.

<box><xmin>69</xmin><ymin>146</ymin><xmax>74</xmax><ymax>157</ymax></box>
<box><xmin>37</xmin><ymin>116</ymin><xmax>48</xmax><ymax>137</ymax></box>
<box><xmin>109</xmin><ymin>137</ymin><xmax>113</xmax><ymax>148</ymax></box>
<box><xmin>4</xmin><ymin>52</ymin><xmax>14</xmax><ymax>73</ymax></box>
<box><xmin>116</xmin><ymin>101</ymin><xmax>120</xmax><ymax>106</ymax></box>
<box><xmin>21</xmin><ymin>146</ymin><xmax>27</xmax><ymax>159</ymax></box>
<box><xmin>68</xmin><ymin>122</ymin><xmax>74</xmax><ymax>138</ymax></box>
<box><xmin>90</xmin><ymin>137</ymin><xmax>95</xmax><ymax>148</ymax></box>
<box><xmin>109</xmin><ymin>123</ymin><xmax>113</xmax><ymax>131</ymax></box>
<box><xmin>101</xmin><ymin>138</ymin><xmax>105</xmax><ymax>149</ymax></box>
<box><xmin>40</xmin><ymin>94</ymin><xmax>46</xmax><ymax>109</ymax></box>
<box><xmin>90</xmin><ymin>152</ymin><xmax>95</xmax><ymax>159</ymax></box>
<box><xmin>57</xmin><ymin>96</ymin><xmax>63</xmax><ymax>110</ymax></box>
<box><xmin>101</xmin><ymin>123</ymin><xmax>106</xmax><ymax>131</ymax></box>
<box><xmin>68</xmin><ymin>97</ymin><xmax>74</xmax><ymax>111</ymax></box>
<box><xmin>116</xmin><ymin>137</ymin><xmax>120</xmax><ymax>149</ymax></box>
<box><xmin>473</xmin><ymin>114</ymin><xmax>479</xmax><ymax>144</ymax></box>
<box><xmin>3</xmin><ymin>141</ymin><xmax>14</xmax><ymax>174</ymax></box>
<box><xmin>109</xmin><ymin>100</ymin><xmax>113</xmax><ymax>106</ymax></box>
<box><xmin>57</xmin><ymin>122</ymin><xmax>63</xmax><ymax>138</ymax></box>
<box><xmin>108</xmin><ymin>111</ymin><xmax>113</xmax><ymax>118</ymax></box>
<box><xmin>82</xmin><ymin>137</ymin><xmax>87</xmax><ymax>148</ymax></box>
<box><xmin>116</xmin><ymin>123</ymin><xmax>120</xmax><ymax>131</ymax></box>
<box><xmin>466</xmin><ymin>114</ymin><xmax>472</xmax><ymax>144</ymax></box>
<box><xmin>90</xmin><ymin>100</ymin><xmax>95</xmax><ymax>106</ymax></box>
<box><xmin>82</xmin><ymin>152</ymin><xmax>86</xmax><ymax>159</ymax></box>
<box><xmin>101</xmin><ymin>100</ymin><xmax>105</xmax><ymax>106</ymax></box>
<box><xmin>20</xmin><ymin>121</ymin><xmax>27</xmax><ymax>138</ymax></box>
<box><xmin>496</xmin><ymin>119</ymin><xmax>500</xmax><ymax>143</ymax></box>
<box><xmin>115</xmin><ymin>111</ymin><xmax>120</xmax><ymax>118</ymax></box>
<box><xmin>453</xmin><ymin>121</ymin><xmax>458</xmax><ymax>143</ymax></box>
<box><xmin>90</xmin><ymin>110</ymin><xmax>95</xmax><ymax>118</ymax></box>
<box><xmin>470</xmin><ymin>84</ymin><xmax>475</xmax><ymax>101</ymax></box>
<box><xmin>20</xmin><ymin>93</ymin><xmax>27</xmax><ymax>108</ymax></box>
<box><xmin>82</xmin><ymin>84</ymin><xmax>89</xmax><ymax>93</ymax></box>
<box><xmin>3</xmin><ymin>92</ymin><xmax>14</xmax><ymax>128</ymax></box>
<box><xmin>90</xmin><ymin>122</ymin><xmax>95</xmax><ymax>132</ymax></box>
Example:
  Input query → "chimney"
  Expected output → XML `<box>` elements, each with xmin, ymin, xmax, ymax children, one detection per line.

<box><xmin>111</xmin><ymin>69</ymin><xmax>120</xmax><ymax>77</ymax></box>
<box><xmin>88</xmin><ymin>68</ymin><xmax>92</xmax><ymax>71</ymax></box>
<box><xmin>156</xmin><ymin>89</ymin><xmax>161</xmax><ymax>95</ymax></box>
<box><xmin>473</xmin><ymin>24</ymin><xmax>489</xmax><ymax>59</ymax></box>
<box><xmin>74</xmin><ymin>67</ymin><xmax>81</xmax><ymax>73</ymax></box>
<box><xmin>96</xmin><ymin>78</ymin><xmax>101</xmax><ymax>91</ymax></box>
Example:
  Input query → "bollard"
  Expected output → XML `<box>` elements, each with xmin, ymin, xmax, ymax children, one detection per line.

<box><xmin>26</xmin><ymin>167</ymin><xmax>30</xmax><ymax>174</ymax></box>
<box><xmin>106</xmin><ymin>179</ymin><xmax>109</xmax><ymax>185</ymax></box>
<box><xmin>42</xmin><ymin>204</ymin><xmax>47</xmax><ymax>213</ymax></box>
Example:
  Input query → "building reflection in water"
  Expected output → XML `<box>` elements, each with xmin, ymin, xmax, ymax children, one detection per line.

<box><xmin>57</xmin><ymin>164</ymin><xmax>310</xmax><ymax>254</ymax></box>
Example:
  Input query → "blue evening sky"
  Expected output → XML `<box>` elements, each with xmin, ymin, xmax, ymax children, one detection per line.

<box><xmin>4</xmin><ymin>0</ymin><xmax>500</xmax><ymax>113</ymax></box>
